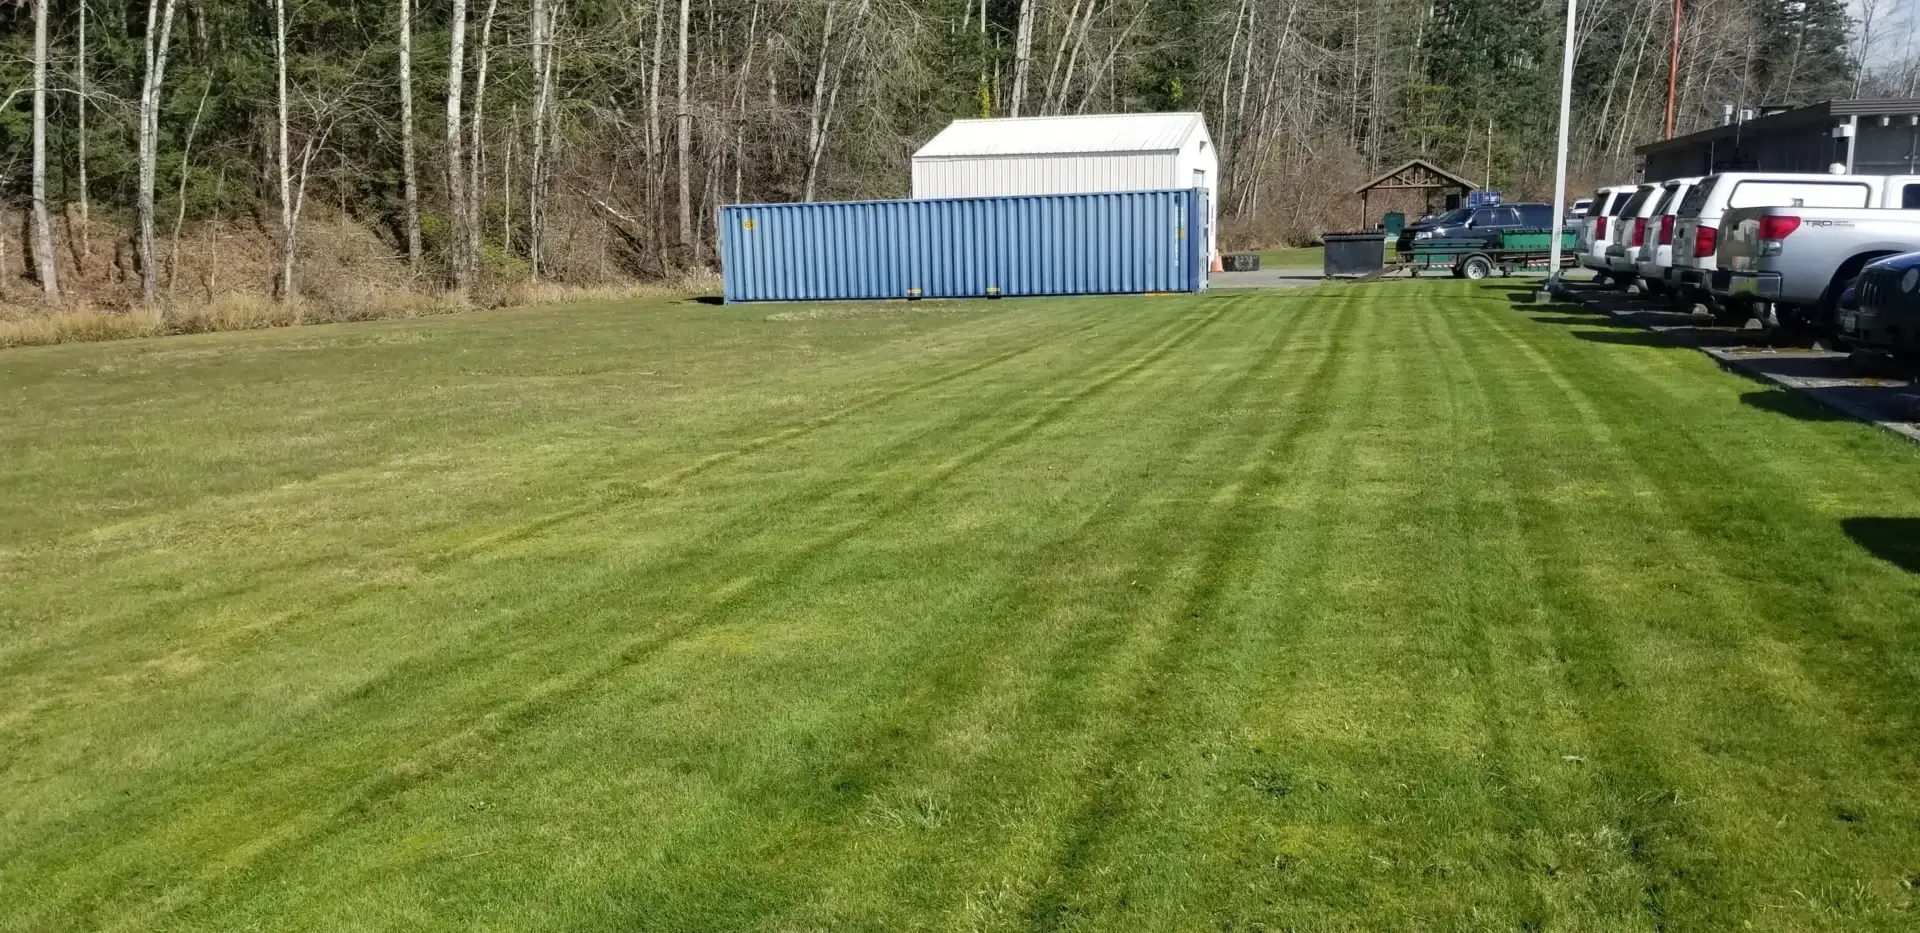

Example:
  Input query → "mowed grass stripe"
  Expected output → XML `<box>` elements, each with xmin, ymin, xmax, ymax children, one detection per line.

<box><xmin>4</xmin><ymin>297</ymin><xmax>1256</xmax><ymax>930</ymax></box>
<box><xmin>0</xmin><ymin>297</ymin><xmax>1192</xmax><ymax>722</ymax></box>
<box><xmin>0</xmin><ymin>301</ymin><xmax>1125</xmax><ymax>671</ymax></box>
<box><xmin>1474</xmin><ymin>294</ymin><xmax>1920</xmax><ymax>924</ymax></box>
<box><xmin>739</xmin><ymin>295</ymin><xmax>1361</xmax><ymax>931</ymax></box>
<box><xmin>204</xmin><ymin>295</ymin><xmax>1288</xmax><ymax>931</ymax></box>
<box><xmin>4</xmin><ymin>282</ymin><xmax>1920</xmax><ymax>932</ymax></box>
<box><xmin>1466</xmin><ymin>289</ymin><xmax>1918</xmax><ymax>926</ymax></box>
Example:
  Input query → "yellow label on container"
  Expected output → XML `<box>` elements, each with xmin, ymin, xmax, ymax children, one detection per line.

<box><xmin>907</xmin><ymin>287</ymin><xmax>922</xmax><ymax>296</ymax></box>
<box><xmin>742</xmin><ymin>219</ymin><xmax>756</xmax><ymax>230</ymax></box>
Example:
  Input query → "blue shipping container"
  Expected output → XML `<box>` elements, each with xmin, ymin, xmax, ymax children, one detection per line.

<box><xmin>719</xmin><ymin>189</ymin><xmax>1207</xmax><ymax>303</ymax></box>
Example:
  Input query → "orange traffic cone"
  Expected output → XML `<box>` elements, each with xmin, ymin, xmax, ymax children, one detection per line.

<box><xmin>1210</xmin><ymin>255</ymin><xmax>1224</xmax><ymax>273</ymax></box>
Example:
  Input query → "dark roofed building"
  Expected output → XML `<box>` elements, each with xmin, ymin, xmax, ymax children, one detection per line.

<box><xmin>1635</xmin><ymin>99</ymin><xmax>1920</xmax><ymax>182</ymax></box>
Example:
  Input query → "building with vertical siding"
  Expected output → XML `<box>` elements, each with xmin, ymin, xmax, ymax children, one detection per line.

<box><xmin>1636</xmin><ymin>99</ymin><xmax>1920</xmax><ymax>181</ymax></box>
<box><xmin>911</xmin><ymin>113</ymin><xmax>1220</xmax><ymax>264</ymax></box>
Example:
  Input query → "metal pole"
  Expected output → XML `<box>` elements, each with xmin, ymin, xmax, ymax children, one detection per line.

<box><xmin>1665</xmin><ymin>0</ymin><xmax>1680</xmax><ymax>139</ymax></box>
<box><xmin>1548</xmin><ymin>0</ymin><xmax>1577</xmax><ymax>287</ymax></box>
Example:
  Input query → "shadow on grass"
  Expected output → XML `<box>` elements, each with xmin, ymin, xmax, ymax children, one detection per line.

<box><xmin>1572</xmin><ymin>328</ymin><xmax>1765</xmax><ymax>349</ymax></box>
<box><xmin>1728</xmin><ymin>354</ymin><xmax>1864</xmax><ymax>380</ymax></box>
<box><xmin>1843</xmin><ymin>517</ymin><xmax>1920</xmax><ymax>574</ymax></box>
<box><xmin>690</xmin><ymin>295</ymin><xmax>726</xmax><ymax>306</ymax></box>
<box><xmin>1527</xmin><ymin>314</ymin><xmax>1637</xmax><ymax>328</ymax></box>
<box><xmin>1742</xmin><ymin>389</ymin><xmax>1851</xmax><ymax>421</ymax></box>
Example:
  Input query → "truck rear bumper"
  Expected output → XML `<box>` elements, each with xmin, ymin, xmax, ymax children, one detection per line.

<box><xmin>1675</xmin><ymin>267</ymin><xmax>1707</xmax><ymax>290</ymax></box>
<box><xmin>1714</xmin><ymin>270</ymin><xmax>1781</xmax><ymax>300</ymax></box>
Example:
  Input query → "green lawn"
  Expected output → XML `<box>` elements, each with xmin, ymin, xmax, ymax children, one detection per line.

<box><xmin>1253</xmin><ymin>244</ymin><xmax>1395</xmax><ymax>269</ymax></box>
<box><xmin>5</xmin><ymin>283</ymin><xmax>1920</xmax><ymax>931</ymax></box>
<box><xmin>1255</xmin><ymin>245</ymin><xmax>1325</xmax><ymax>268</ymax></box>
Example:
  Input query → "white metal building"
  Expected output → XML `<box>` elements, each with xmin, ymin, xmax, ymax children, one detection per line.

<box><xmin>911</xmin><ymin>113</ymin><xmax>1220</xmax><ymax>263</ymax></box>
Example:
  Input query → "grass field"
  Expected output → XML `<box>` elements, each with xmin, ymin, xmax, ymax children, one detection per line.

<box><xmin>1255</xmin><ymin>245</ymin><xmax>1325</xmax><ymax>268</ymax></box>
<box><xmin>5</xmin><ymin>282</ymin><xmax>1920</xmax><ymax>931</ymax></box>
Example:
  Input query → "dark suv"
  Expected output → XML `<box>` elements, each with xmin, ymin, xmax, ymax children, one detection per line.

<box><xmin>1397</xmin><ymin>202</ymin><xmax>1557</xmax><ymax>254</ymax></box>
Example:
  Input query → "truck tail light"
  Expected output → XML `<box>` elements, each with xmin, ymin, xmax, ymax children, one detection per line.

<box><xmin>1659</xmin><ymin>215</ymin><xmax>1675</xmax><ymax>245</ymax></box>
<box><xmin>1594</xmin><ymin>216</ymin><xmax>1608</xmax><ymax>240</ymax></box>
<box><xmin>1758</xmin><ymin>215</ymin><xmax>1801</xmax><ymax>240</ymax></box>
<box><xmin>1632</xmin><ymin>218</ymin><xmax>1648</xmax><ymax>247</ymax></box>
<box><xmin>1757</xmin><ymin>215</ymin><xmax>1800</xmax><ymax>257</ymax></box>
<box><xmin>1693</xmin><ymin>225</ymin><xmax>1717</xmax><ymax>258</ymax></box>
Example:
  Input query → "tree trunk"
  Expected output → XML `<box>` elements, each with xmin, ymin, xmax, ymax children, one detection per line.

<box><xmin>529</xmin><ymin>0</ymin><xmax>553</xmax><ymax>280</ymax></box>
<box><xmin>469</xmin><ymin>0</ymin><xmax>500</xmax><ymax>279</ymax></box>
<box><xmin>274</xmin><ymin>0</ymin><xmax>295</xmax><ymax>299</ymax></box>
<box><xmin>676</xmin><ymin>0</ymin><xmax>693</xmax><ymax>252</ymax></box>
<box><xmin>731</xmin><ymin>4</ymin><xmax>762</xmax><ymax>205</ymax></box>
<box><xmin>138</xmin><ymin>0</ymin><xmax>180</xmax><ymax>306</ymax></box>
<box><xmin>1010</xmin><ymin>0</ymin><xmax>1035</xmax><ymax>117</ymax></box>
<box><xmin>803</xmin><ymin>0</ymin><xmax>839</xmax><ymax>202</ymax></box>
<box><xmin>1042</xmin><ymin>0</ymin><xmax>1085</xmax><ymax>115</ymax></box>
<box><xmin>167</xmin><ymin>79</ymin><xmax>211</xmax><ymax>300</ymax></box>
<box><xmin>1052</xmin><ymin>0</ymin><xmax>1097</xmax><ymax>116</ymax></box>
<box><xmin>30</xmin><ymin>0</ymin><xmax>59</xmax><ymax>301</ymax></box>
<box><xmin>77</xmin><ymin>0</ymin><xmax>90</xmax><ymax>267</ymax></box>
<box><xmin>447</xmin><ymin>0</ymin><xmax>471</xmax><ymax>292</ymax></box>
<box><xmin>400</xmin><ymin>0</ymin><xmax>422</xmax><ymax>271</ymax></box>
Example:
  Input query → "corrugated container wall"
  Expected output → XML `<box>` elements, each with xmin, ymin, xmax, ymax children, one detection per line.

<box><xmin>719</xmin><ymin>189</ymin><xmax>1206</xmax><ymax>303</ymax></box>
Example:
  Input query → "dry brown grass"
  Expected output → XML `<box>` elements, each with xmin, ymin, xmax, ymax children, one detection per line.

<box><xmin>0</xmin><ymin>212</ymin><xmax>715</xmax><ymax>349</ymax></box>
<box><xmin>0</xmin><ymin>305</ymin><xmax>167</xmax><ymax>348</ymax></box>
<box><xmin>497</xmin><ymin>270</ymin><xmax>721</xmax><ymax>309</ymax></box>
<box><xmin>0</xmin><ymin>290</ymin><xmax>467</xmax><ymax>349</ymax></box>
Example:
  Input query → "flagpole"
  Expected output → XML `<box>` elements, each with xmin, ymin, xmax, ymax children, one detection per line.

<box><xmin>1547</xmin><ymin>0</ymin><xmax>1578</xmax><ymax>291</ymax></box>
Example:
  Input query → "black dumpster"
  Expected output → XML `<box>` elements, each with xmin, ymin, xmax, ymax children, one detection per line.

<box><xmin>1322</xmin><ymin>232</ymin><xmax>1387</xmax><ymax>277</ymax></box>
<box><xmin>1222</xmin><ymin>252</ymin><xmax>1261</xmax><ymax>272</ymax></box>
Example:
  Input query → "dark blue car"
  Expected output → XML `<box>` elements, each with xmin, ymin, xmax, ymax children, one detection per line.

<box><xmin>1396</xmin><ymin>203</ymin><xmax>1557</xmax><ymax>255</ymax></box>
<box><xmin>1843</xmin><ymin>251</ymin><xmax>1920</xmax><ymax>358</ymax></box>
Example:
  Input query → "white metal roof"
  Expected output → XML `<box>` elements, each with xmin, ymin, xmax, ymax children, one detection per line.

<box><xmin>913</xmin><ymin>113</ymin><xmax>1208</xmax><ymax>159</ymax></box>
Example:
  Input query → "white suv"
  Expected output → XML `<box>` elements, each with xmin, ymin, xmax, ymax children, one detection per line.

<box><xmin>1632</xmin><ymin>177</ymin><xmax>1701</xmax><ymax>297</ymax></box>
<box><xmin>1603</xmin><ymin>183</ymin><xmax>1663</xmax><ymax>285</ymax></box>
<box><xmin>1576</xmin><ymin>185</ymin><xmax>1637</xmax><ymax>281</ymax></box>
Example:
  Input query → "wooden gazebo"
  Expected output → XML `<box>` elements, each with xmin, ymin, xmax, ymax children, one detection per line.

<box><xmin>1353</xmin><ymin>159</ymin><xmax>1479</xmax><ymax>229</ymax></box>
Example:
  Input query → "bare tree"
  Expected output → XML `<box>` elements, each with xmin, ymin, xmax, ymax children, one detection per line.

<box><xmin>76</xmin><ymin>0</ymin><xmax>90</xmax><ymax>266</ymax></box>
<box><xmin>469</xmin><ymin>0</ymin><xmax>501</xmax><ymax>278</ymax></box>
<box><xmin>30</xmin><ymin>0</ymin><xmax>59</xmax><ymax>300</ymax></box>
<box><xmin>803</xmin><ymin>0</ymin><xmax>841</xmax><ymax>202</ymax></box>
<box><xmin>137</xmin><ymin>0</ymin><xmax>180</xmax><ymax>306</ymax></box>
<box><xmin>677</xmin><ymin>0</ymin><xmax>693</xmax><ymax>252</ymax></box>
<box><xmin>274</xmin><ymin>0</ymin><xmax>295</xmax><ymax>298</ymax></box>
<box><xmin>529</xmin><ymin>0</ymin><xmax>555</xmax><ymax>279</ymax></box>
<box><xmin>167</xmin><ymin>79</ymin><xmax>213</xmax><ymax>299</ymax></box>
<box><xmin>400</xmin><ymin>0</ymin><xmax>422</xmax><ymax>271</ymax></box>
<box><xmin>447</xmin><ymin>0</ymin><xmax>471</xmax><ymax>292</ymax></box>
<box><xmin>1010</xmin><ymin>0</ymin><xmax>1035</xmax><ymax>117</ymax></box>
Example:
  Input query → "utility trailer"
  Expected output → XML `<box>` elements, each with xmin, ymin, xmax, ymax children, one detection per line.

<box><xmin>1400</xmin><ymin>229</ymin><xmax>1578</xmax><ymax>279</ymax></box>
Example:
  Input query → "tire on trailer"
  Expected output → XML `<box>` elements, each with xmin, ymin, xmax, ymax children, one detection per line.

<box><xmin>1460</xmin><ymin>254</ymin><xmax>1495</xmax><ymax>280</ymax></box>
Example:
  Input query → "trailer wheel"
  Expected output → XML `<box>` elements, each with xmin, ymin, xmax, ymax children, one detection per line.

<box><xmin>1461</xmin><ymin>255</ymin><xmax>1495</xmax><ymax>280</ymax></box>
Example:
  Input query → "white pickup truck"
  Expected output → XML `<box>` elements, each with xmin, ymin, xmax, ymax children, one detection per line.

<box><xmin>1669</xmin><ymin>172</ymin><xmax>1920</xmax><ymax>320</ymax></box>
<box><xmin>1712</xmin><ymin>206</ymin><xmax>1920</xmax><ymax>335</ymax></box>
